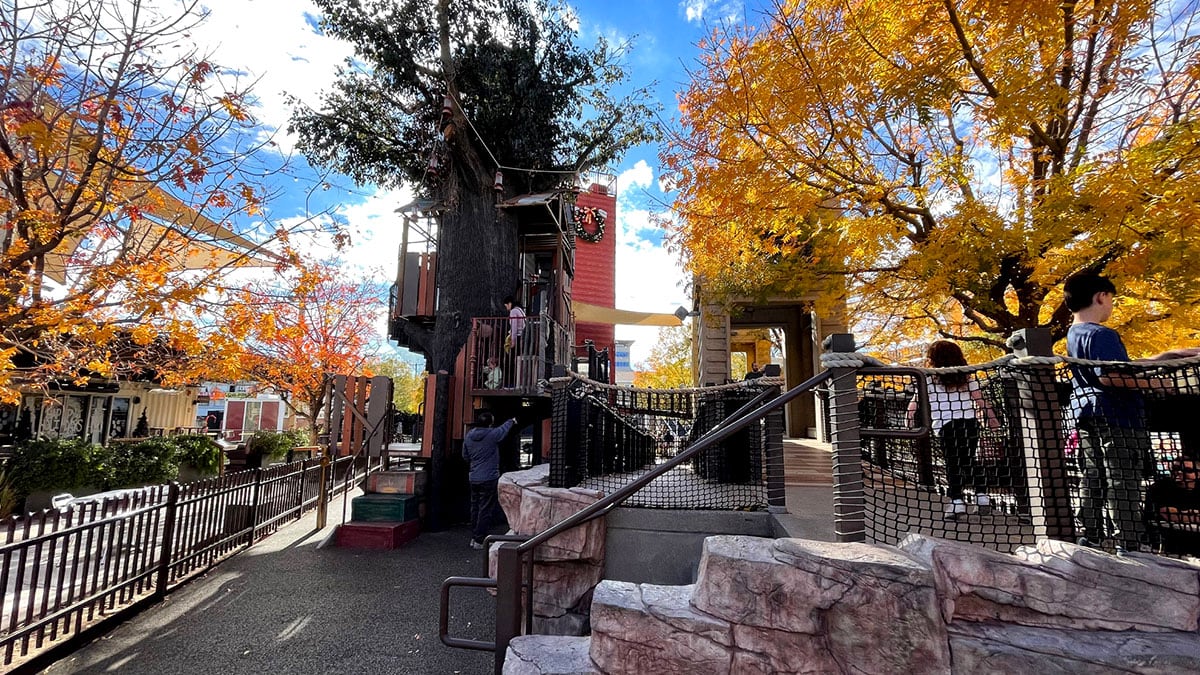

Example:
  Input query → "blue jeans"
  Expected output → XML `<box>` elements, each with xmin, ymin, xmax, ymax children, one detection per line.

<box><xmin>469</xmin><ymin>479</ymin><xmax>499</xmax><ymax>542</ymax></box>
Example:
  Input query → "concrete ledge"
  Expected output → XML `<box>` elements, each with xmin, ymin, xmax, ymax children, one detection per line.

<box><xmin>607</xmin><ymin>508</ymin><xmax>773</xmax><ymax>535</ymax></box>
<box><xmin>605</xmin><ymin>508</ymin><xmax>773</xmax><ymax>586</ymax></box>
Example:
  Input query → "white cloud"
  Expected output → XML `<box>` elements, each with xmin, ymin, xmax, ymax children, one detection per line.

<box><xmin>614</xmin><ymin>238</ymin><xmax>689</xmax><ymax>366</ymax></box>
<box><xmin>682</xmin><ymin>0</ymin><xmax>710</xmax><ymax>23</ymax></box>
<box><xmin>617</xmin><ymin>160</ymin><xmax>654</xmax><ymax>193</ymax></box>
<box><xmin>608</xmin><ymin>159</ymin><xmax>688</xmax><ymax>365</ymax></box>
<box><xmin>192</xmin><ymin>1</ymin><xmax>354</xmax><ymax>153</ymax></box>
<box><xmin>680</xmin><ymin>0</ymin><xmax>744</xmax><ymax>25</ymax></box>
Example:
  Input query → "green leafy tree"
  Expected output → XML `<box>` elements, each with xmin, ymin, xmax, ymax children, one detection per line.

<box><xmin>291</xmin><ymin>0</ymin><xmax>657</xmax><ymax>480</ymax></box>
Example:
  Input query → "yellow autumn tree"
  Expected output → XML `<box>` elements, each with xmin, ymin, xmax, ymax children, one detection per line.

<box><xmin>632</xmin><ymin>325</ymin><xmax>693</xmax><ymax>389</ymax></box>
<box><xmin>0</xmin><ymin>0</ymin><xmax>311</xmax><ymax>401</ymax></box>
<box><xmin>665</xmin><ymin>0</ymin><xmax>1200</xmax><ymax>354</ymax></box>
<box><xmin>366</xmin><ymin>355</ymin><xmax>426</xmax><ymax>414</ymax></box>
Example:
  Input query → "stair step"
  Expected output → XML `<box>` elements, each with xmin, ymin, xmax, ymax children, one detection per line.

<box><xmin>335</xmin><ymin>520</ymin><xmax>419</xmax><ymax>550</ymax></box>
<box><xmin>503</xmin><ymin>635</ymin><xmax>599</xmax><ymax>675</ymax></box>
<box><xmin>903</xmin><ymin>534</ymin><xmax>1200</xmax><ymax>632</ymax></box>
<box><xmin>589</xmin><ymin>580</ymin><xmax>733</xmax><ymax>674</ymax></box>
<box><xmin>691</xmin><ymin>535</ymin><xmax>950</xmax><ymax>673</ymax></box>
<box><xmin>364</xmin><ymin>470</ymin><xmax>427</xmax><ymax>496</ymax></box>
<box><xmin>351</xmin><ymin>493</ymin><xmax>420</xmax><ymax>522</ymax></box>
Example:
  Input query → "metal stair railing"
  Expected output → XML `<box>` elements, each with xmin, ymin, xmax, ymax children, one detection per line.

<box><xmin>439</xmin><ymin>369</ymin><xmax>835</xmax><ymax>673</ymax></box>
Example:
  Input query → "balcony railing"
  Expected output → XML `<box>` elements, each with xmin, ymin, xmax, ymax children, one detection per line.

<box><xmin>467</xmin><ymin>315</ymin><xmax>570</xmax><ymax>395</ymax></box>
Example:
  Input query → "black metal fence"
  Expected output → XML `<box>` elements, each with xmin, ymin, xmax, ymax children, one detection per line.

<box><xmin>548</xmin><ymin>377</ymin><xmax>785</xmax><ymax>510</ymax></box>
<box><xmin>833</xmin><ymin>349</ymin><xmax>1200</xmax><ymax>556</ymax></box>
<box><xmin>0</xmin><ymin>454</ymin><xmax>366</xmax><ymax>670</ymax></box>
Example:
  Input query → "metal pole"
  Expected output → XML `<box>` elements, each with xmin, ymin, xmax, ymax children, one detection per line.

<box><xmin>765</xmin><ymin>395</ymin><xmax>787</xmax><ymax>513</ymax></box>
<box><xmin>494</xmin><ymin>543</ymin><xmax>523</xmax><ymax>674</ymax></box>
<box><xmin>248</xmin><ymin>468</ymin><xmax>263</xmax><ymax>546</ymax></box>
<box><xmin>154</xmin><ymin>482</ymin><xmax>180</xmax><ymax>596</ymax></box>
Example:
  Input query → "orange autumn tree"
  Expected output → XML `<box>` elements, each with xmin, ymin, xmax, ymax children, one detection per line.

<box><xmin>665</xmin><ymin>0</ymin><xmax>1200</xmax><ymax>354</ymax></box>
<box><xmin>0</xmin><ymin>0</ymin><xmax>305</xmax><ymax>402</ymax></box>
<box><xmin>224</xmin><ymin>262</ymin><xmax>381</xmax><ymax>437</ymax></box>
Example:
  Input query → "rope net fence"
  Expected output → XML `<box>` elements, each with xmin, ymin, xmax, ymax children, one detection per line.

<box><xmin>853</xmin><ymin>356</ymin><xmax>1200</xmax><ymax>555</ymax></box>
<box><xmin>548</xmin><ymin>375</ymin><xmax>782</xmax><ymax>510</ymax></box>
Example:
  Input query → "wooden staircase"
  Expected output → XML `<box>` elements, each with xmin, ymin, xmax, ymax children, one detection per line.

<box><xmin>335</xmin><ymin>470</ymin><xmax>425</xmax><ymax>549</ymax></box>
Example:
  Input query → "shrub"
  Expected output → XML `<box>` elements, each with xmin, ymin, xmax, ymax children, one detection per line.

<box><xmin>171</xmin><ymin>434</ymin><xmax>223</xmax><ymax>475</ymax></box>
<box><xmin>282</xmin><ymin>427</ymin><xmax>314</xmax><ymax>448</ymax></box>
<box><xmin>0</xmin><ymin>470</ymin><xmax>19</xmax><ymax>518</ymax></box>
<box><xmin>245</xmin><ymin>430</ymin><xmax>294</xmax><ymax>460</ymax></box>
<box><xmin>106</xmin><ymin>438</ymin><xmax>178</xmax><ymax>488</ymax></box>
<box><xmin>6</xmin><ymin>439</ymin><xmax>103</xmax><ymax>497</ymax></box>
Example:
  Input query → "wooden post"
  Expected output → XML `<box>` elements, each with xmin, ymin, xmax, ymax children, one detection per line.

<box><xmin>1009</xmin><ymin>328</ymin><xmax>1075</xmax><ymax>542</ymax></box>
<box><xmin>316</xmin><ymin>453</ymin><xmax>331</xmax><ymax>530</ymax></box>
<box><xmin>826</xmin><ymin>334</ymin><xmax>867</xmax><ymax>543</ymax></box>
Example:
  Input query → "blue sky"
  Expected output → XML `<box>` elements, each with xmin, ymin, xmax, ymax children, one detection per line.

<box><xmin>189</xmin><ymin>0</ymin><xmax>768</xmax><ymax>366</ymax></box>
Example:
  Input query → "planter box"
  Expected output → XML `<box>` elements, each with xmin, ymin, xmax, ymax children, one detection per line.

<box><xmin>287</xmin><ymin>446</ymin><xmax>320</xmax><ymax>462</ymax></box>
<box><xmin>24</xmin><ymin>486</ymin><xmax>101</xmax><ymax>513</ymax></box>
<box><xmin>178</xmin><ymin>463</ymin><xmax>218</xmax><ymax>483</ymax></box>
<box><xmin>351</xmin><ymin>493</ymin><xmax>420</xmax><ymax>523</ymax></box>
<box><xmin>365</xmin><ymin>470</ymin><xmax>427</xmax><ymax>496</ymax></box>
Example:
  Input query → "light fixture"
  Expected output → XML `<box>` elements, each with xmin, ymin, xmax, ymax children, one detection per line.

<box><xmin>674</xmin><ymin>306</ymin><xmax>700</xmax><ymax>322</ymax></box>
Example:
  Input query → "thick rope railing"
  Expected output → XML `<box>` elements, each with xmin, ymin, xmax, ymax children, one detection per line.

<box><xmin>547</xmin><ymin>369</ymin><xmax>784</xmax><ymax>394</ymax></box>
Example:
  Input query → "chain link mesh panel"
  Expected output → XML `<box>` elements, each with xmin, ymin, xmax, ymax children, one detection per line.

<box><xmin>548</xmin><ymin>380</ymin><xmax>778</xmax><ymax>509</ymax></box>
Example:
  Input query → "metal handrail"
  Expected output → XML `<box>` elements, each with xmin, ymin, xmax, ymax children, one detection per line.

<box><xmin>857</xmin><ymin>367</ymin><xmax>931</xmax><ymax>438</ymax></box>
<box><xmin>515</xmin><ymin>372</ymin><xmax>830</xmax><ymax>554</ymax></box>
<box><xmin>440</xmin><ymin>369</ymin><xmax>838</xmax><ymax>672</ymax></box>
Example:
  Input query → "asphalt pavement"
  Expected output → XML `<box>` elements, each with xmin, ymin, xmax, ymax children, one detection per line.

<box><xmin>41</xmin><ymin>491</ymin><xmax>497</xmax><ymax>675</ymax></box>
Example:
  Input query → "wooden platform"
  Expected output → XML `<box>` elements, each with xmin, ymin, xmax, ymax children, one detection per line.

<box><xmin>335</xmin><ymin>520</ymin><xmax>420</xmax><ymax>550</ymax></box>
<box><xmin>784</xmin><ymin>438</ymin><xmax>832</xmax><ymax>487</ymax></box>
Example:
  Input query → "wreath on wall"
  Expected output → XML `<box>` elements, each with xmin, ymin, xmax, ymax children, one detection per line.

<box><xmin>573</xmin><ymin>206</ymin><xmax>607</xmax><ymax>243</ymax></box>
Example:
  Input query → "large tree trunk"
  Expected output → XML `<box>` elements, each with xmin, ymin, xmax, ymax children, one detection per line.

<box><xmin>423</xmin><ymin>159</ymin><xmax>518</xmax><ymax>530</ymax></box>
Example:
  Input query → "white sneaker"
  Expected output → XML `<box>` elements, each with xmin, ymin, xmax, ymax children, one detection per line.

<box><xmin>943</xmin><ymin>499</ymin><xmax>967</xmax><ymax>521</ymax></box>
<box><xmin>975</xmin><ymin>494</ymin><xmax>993</xmax><ymax>516</ymax></box>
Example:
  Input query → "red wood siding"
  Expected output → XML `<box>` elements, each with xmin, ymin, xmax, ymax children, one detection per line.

<box><xmin>574</xmin><ymin>185</ymin><xmax>617</xmax><ymax>351</ymax></box>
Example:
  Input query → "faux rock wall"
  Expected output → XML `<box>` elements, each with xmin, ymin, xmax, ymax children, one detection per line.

<box><xmin>505</xmin><ymin>532</ymin><xmax>1200</xmax><ymax>674</ymax></box>
<box><xmin>495</xmin><ymin>465</ymin><xmax>606</xmax><ymax>636</ymax></box>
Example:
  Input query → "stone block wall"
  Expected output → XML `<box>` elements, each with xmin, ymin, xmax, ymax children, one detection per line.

<box><xmin>504</xmin><ymin>532</ymin><xmax>1200</xmax><ymax>674</ymax></box>
<box><xmin>495</xmin><ymin>464</ymin><xmax>606</xmax><ymax>636</ymax></box>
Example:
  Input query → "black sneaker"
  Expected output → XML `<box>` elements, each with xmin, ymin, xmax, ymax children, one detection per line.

<box><xmin>469</xmin><ymin>539</ymin><xmax>485</xmax><ymax>550</ymax></box>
